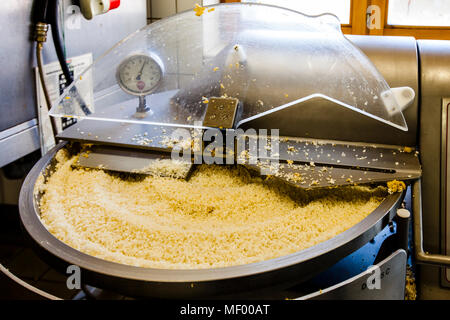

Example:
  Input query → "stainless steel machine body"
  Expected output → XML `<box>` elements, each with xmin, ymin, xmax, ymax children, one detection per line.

<box><xmin>17</xmin><ymin>33</ymin><xmax>417</xmax><ymax>298</ymax></box>
<box><xmin>0</xmin><ymin>0</ymin><xmax>147</xmax><ymax>168</ymax></box>
<box><xmin>414</xmin><ymin>40</ymin><xmax>450</xmax><ymax>299</ymax></box>
<box><xmin>12</xmin><ymin>3</ymin><xmax>450</xmax><ymax>299</ymax></box>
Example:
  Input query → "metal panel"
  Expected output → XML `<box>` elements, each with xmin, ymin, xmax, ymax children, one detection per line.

<box><xmin>440</xmin><ymin>98</ymin><xmax>450</xmax><ymax>287</ymax></box>
<box><xmin>0</xmin><ymin>0</ymin><xmax>147</xmax><ymax>166</ymax></box>
<box><xmin>0</xmin><ymin>119</ymin><xmax>37</xmax><ymax>141</ymax></box>
<box><xmin>0</xmin><ymin>124</ymin><xmax>40</xmax><ymax>168</ymax></box>
<box><xmin>0</xmin><ymin>0</ymin><xmax>38</xmax><ymax>132</ymax></box>
<box><xmin>298</xmin><ymin>249</ymin><xmax>407</xmax><ymax>300</ymax></box>
<box><xmin>417</xmin><ymin>40</ymin><xmax>450</xmax><ymax>298</ymax></box>
<box><xmin>51</xmin><ymin>0</ymin><xmax>147</xmax><ymax>65</ymax></box>
<box><xmin>447</xmin><ymin>101</ymin><xmax>450</xmax><ymax>286</ymax></box>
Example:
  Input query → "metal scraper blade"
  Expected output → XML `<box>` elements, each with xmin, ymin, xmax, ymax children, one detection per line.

<box><xmin>74</xmin><ymin>145</ymin><xmax>193</xmax><ymax>179</ymax></box>
<box><xmin>241</xmin><ymin>136</ymin><xmax>422</xmax><ymax>189</ymax></box>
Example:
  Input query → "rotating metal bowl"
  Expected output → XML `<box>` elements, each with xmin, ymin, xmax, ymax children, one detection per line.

<box><xmin>18</xmin><ymin>142</ymin><xmax>404</xmax><ymax>299</ymax></box>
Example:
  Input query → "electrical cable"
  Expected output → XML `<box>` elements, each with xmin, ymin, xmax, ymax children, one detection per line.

<box><xmin>45</xmin><ymin>0</ymin><xmax>92</xmax><ymax>116</ymax></box>
<box><xmin>33</xmin><ymin>0</ymin><xmax>92</xmax><ymax>155</ymax></box>
<box><xmin>32</xmin><ymin>0</ymin><xmax>50</xmax><ymax>24</ymax></box>
<box><xmin>47</xmin><ymin>0</ymin><xmax>73</xmax><ymax>85</ymax></box>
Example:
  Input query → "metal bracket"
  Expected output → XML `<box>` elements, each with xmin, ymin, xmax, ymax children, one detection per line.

<box><xmin>202</xmin><ymin>97</ymin><xmax>239</xmax><ymax>129</ymax></box>
<box><xmin>383</xmin><ymin>87</ymin><xmax>415</xmax><ymax>115</ymax></box>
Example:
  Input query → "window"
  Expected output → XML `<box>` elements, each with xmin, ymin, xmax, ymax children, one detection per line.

<box><xmin>245</xmin><ymin>0</ymin><xmax>450</xmax><ymax>39</ymax></box>
<box><xmin>149</xmin><ymin>0</ymin><xmax>450</xmax><ymax>40</ymax></box>
<box><xmin>388</xmin><ymin>0</ymin><xmax>450</xmax><ymax>27</ymax></box>
<box><xmin>245</xmin><ymin>0</ymin><xmax>351</xmax><ymax>24</ymax></box>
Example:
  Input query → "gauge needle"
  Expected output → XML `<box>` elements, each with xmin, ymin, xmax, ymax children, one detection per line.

<box><xmin>136</xmin><ymin>61</ymin><xmax>147</xmax><ymax>81</ymax></box>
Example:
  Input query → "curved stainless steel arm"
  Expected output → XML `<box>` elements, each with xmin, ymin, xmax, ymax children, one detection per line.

<box><xmin>0</xmin><ymin>262</ymin><xmax>61</xmax><ymax>300</ymax></box>
<box><xmin>413</xmin><ymin>179</ymin><xmax>450</xmax><ymax>266</ymax></box>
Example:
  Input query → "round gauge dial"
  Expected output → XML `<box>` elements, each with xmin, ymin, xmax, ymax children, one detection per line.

<box><xmin>116</xmin><ymin>54</ymin><xmax>162</xmax><ymax>96</ymax></box>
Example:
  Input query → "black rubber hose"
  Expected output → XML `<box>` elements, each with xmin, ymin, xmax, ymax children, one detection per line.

<box><xmin>32</xmin><ymin>0</ymin><xmax>50</xmax><ymax>24</ymax></box>
<box><xmin>46</xmin><ymin>0</ymin><xmax>91</xmax><ymax>115</ymax></box>
<box><xmin>47</xmin><ymin>0</ymin><xmax>74</xmax><ymax>85</ymax></box>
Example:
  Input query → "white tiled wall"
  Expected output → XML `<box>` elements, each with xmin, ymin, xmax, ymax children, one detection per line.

<box><xmin>148</xmin><ymin>0</ymin><xmax>220</xmax><ymax>21</ymax></box>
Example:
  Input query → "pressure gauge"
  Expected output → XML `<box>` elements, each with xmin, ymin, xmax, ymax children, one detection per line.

<box><xmin>116</xmin><ymin>54</ymin><xmax>163</xmax><ymax>96</ymax></box>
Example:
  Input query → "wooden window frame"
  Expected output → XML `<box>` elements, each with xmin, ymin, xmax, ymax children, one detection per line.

<box><xmin>222</xmin><ymin>0</ymin><xmax>450</xmax><ymax>39</ymax></box>
<box><xmin>345</xmin><ymin>0</ymin><xmax>450</xmax><ymax>39</ymax></box>
<box><xmin>383</xmin><ymin>0</ymin><xmax>450</xmax><ymax>40</ymax></box>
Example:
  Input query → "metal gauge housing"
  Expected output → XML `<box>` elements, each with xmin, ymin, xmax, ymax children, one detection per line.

<box><xmin>116</xmin><ymin>54</ymin><xmax>163</xmax><ymax>96</ymax></box>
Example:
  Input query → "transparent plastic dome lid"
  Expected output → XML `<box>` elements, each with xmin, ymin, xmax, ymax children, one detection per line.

<box><xmin>50</xmin><ymin>3</ymin><xmax>412</xmax><ymax>131</ymax></box>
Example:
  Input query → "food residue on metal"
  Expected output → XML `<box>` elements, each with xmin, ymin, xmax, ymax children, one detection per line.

<box><xmin>387</xmin><ymin>180</ymin><xmax>406</xmax><ymax>194</ymax></box>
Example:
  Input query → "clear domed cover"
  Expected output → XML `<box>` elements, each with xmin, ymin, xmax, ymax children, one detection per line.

<box><xmin>50</xmin><ymin>3</ymin><xmax>410</xmax><ymax>131</ymax></box>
